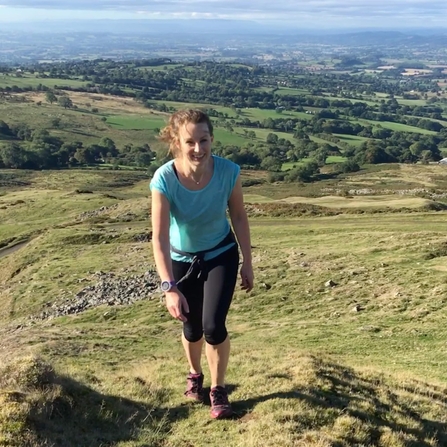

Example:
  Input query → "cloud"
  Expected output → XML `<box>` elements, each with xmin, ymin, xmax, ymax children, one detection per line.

<box><xmin>0</xmin><ymin>0</ymin><xmax>446</xmax><ymax>23</ymax></box>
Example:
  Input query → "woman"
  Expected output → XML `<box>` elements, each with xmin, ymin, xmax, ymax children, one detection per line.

<box><xmin>150</xmin><ymin>109</ymin><xmax>254</xmax><ymax>419</ymax></box>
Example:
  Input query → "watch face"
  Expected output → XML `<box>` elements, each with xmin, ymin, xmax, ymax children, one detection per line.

<box><xmin>161</xmin><ymin>281</ymin><xmax>175</xmax><ymax>292</ymax></box>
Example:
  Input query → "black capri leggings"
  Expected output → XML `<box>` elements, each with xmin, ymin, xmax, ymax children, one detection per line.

<box><xmin>172</xmin><ymin>244</ymin><xmax>239</xmax><ymax>345</ymax></box>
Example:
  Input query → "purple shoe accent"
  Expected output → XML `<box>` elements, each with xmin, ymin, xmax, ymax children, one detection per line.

<box><xmin>210</xmin><ymin>386</ymin><xmax>233</xmax><ymax>419</ymax></box>
<box><xmin>184</xmin><ymin>372</ymin><xmax>204</xmax><ymax>402</ymax></box>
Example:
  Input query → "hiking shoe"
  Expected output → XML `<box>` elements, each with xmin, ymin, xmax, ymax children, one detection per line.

<box><xmin>184</xmin><ymin>372</ymin><xmax>204</xmax><ymax>402</ymax></box>
<box><xmin>209</xmin><ymin>386</ymin><xmax>233</xmax><ymax>419</ymax></box>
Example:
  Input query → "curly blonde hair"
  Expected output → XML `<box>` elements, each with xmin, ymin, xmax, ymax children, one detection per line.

<box><xmin>159</xmin><ymin>109</ymin><xmax>214</xmax><ymax>156</ymax></box>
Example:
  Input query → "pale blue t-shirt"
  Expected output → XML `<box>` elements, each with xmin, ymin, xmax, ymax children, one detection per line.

<box><xmin>150</xmin><ymin>155</ymin><xmax>240</xmax><ymax>262</ymax></box>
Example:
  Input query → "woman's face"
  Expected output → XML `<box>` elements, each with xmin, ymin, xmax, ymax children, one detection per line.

<box><xmin>175</xmin><ymin>122</ymin><xmax>213</xmax><ymax>166</ymax></box>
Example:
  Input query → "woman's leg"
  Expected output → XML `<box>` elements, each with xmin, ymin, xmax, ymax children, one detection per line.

<box><xmin>205</xmin><ymin>336</ymin><xmax>230</xmax><ymax>388</ymax></box>
<box><xmin>181</xmin><ymin>332</ymin><xmax>203</xmax><ymax>374</ymax></box>
<box><xmin>202</xmin><ymin>245</ymin><xmax>239</xmax><ymax>388</ymax></box>
<box><xmin>172</xmin><ymin>260</ymin><xmax>205</xmax><ymax>374</ymax></box>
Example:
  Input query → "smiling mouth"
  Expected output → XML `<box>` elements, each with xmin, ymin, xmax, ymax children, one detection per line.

<box><xmin>191</xmin><ymin>154</ymin><xmax>205</xmax><ymax>161</ymax></box>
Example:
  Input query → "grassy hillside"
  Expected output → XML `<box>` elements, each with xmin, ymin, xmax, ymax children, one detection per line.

<box><xmin>2</xmin><ymin>165</ymin><xmax>447</xmax><ymax>446</ymax></box>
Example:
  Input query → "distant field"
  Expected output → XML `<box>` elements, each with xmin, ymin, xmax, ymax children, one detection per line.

<box><xmin>213</xmin><ymin>128</ymin><xmax>250</xmax><ymax>146</ymax></box>
<box><xmin>0</xmin><ymin>74</ymin><xmax>87</xmax><ymax>89</ymax></box>
<box><xmin>280</xmin><ymin>194</ymin><xmax>430</xmax><ymax>208</ymax></box>
<box><xmin>137</xmin><ymin>64</ymin><xmax>183</xmax><ymax>71</ymax></box>
<box><xmin>274</xmin><ymin>87</ymin><xmax>309</xmax><ymax>96</ymax></box>
<box><xmin>243</xmin><ymin>194</ymin><xmax>275</xmax><ymax>203</ymax></box>
<box><xmin>241</xmin><ymin>127</ymin><xmax>295</xmax><ymax>143</ymax></box>
<box><xmin>309</xmin><ymin>135</ymin><xmax>343</xmax><ymax>148</ymax></box>
<box><xmin>240</xmin><ymin>107</ymin><xmax>311</xmax><ymax>121</ymax></box>
<box><xmin>106</xmin><ymin>115</ymin><xmax>166</xmax><ymax>131</ymax></box>
<box><xmin>395</xmin><ymin>98</ymin><xmax>429</xmax><ymax>106</ymax></box>
<box><xmin>152</xmin><ymin>100</ymin><xmax>238</xmax><ymax>117</ymax></box>
<box><xmin>357</xmin><ymin>119</ymin><xmax>438</xmax><ymax>135</ymax></box>
<box><xmin>282</xmin><ymin>155</ymin><xmax>347</xmax><ymax>171</ymax></box>
<box><xmin>333</xmin><ymin>134</ymin><xmax>371</xmax><ymax>147</ymax></box>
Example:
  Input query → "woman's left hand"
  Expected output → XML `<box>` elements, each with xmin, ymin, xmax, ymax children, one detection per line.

<box><xmin>240</xmin><ymin>261</ymin><xmax>254</xmax><ymax>292</ymax></box>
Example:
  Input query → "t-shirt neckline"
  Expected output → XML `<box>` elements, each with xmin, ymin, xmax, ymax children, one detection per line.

<box><xmin>173</xmin><ymin>155</ymin><xmax>216</xmax><ymax>193</ymax></box>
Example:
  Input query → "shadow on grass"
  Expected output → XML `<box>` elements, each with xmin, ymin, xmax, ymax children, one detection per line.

<box><xmin>32</xmin><ymin>374</ymin><xmax>192</xmax><ymax>447</ymax></box>
<box><xmin>2</xmin><ymin>365</ymin><xmax>190</xmax><ymax>447</ymax></box>
<box><xmin>68</xmin><ymin>129</ymin><xmax>100</xmax><ymax>138</ymax></box>
<box><xmin>231</xmin><ymin>357</ymin><xmax>447</xmax><ymax>446</ymax></box>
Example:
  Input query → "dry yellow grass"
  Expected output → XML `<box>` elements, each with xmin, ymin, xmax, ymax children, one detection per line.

<box><xmin>279</xmin><ymin>195</ymin><xmax>430</xmax><ymax>208</ymax></box>
<box><xmin>23</xmin><ymin>91</ymin><xmax>167</xmax><ymax>116</ymax></box>
<box><xmin>2</xmin><ymin>167</ymin><xmax>447</xmax><ymax>445</ymax></box>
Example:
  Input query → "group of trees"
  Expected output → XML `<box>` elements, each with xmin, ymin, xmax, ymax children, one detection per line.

<box><xmin>0</xmin><ymin>121</ymin><xmax>154</xmax><ymax>169</ymax></box>
<box><xmin>1</xmin><ymin>58</ymin><xmax>447</xmax><ymax>182</ymax></box>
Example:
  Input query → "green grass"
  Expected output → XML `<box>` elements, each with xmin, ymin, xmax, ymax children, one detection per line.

<box><xmin>333</xmin><ymin>134</ymin><xmax>371</xmax><ymax>147</ymax></box>
<box><xmin>213</xmin><ymin>128</ymin><xmax>250</xmax><ymax>146</ymax></box>
<box><xmin>0</xmin><ymin>97</ymin><xmax>160</xmax><ymax>149</ymax></box>
<box><xmin>281</xmin><ymin>156</ymin><xmax>346</xmax><ymax>171</ymax></box>
<box><xmin>309</xmin><ymin>135</ymin><xmax>345</xmax><ymax>149</ymax></box>
<box><xmin>395</xmin><ymin>98</ymin><xmax>429</xmax><ymax>106</ymax></box>
<box><xmin>151</xmin><ymin>100</ymin><xmax>238</xmax><ymax>117</ymax></box>
<box><xmin>106</xmin><ymin>115</ymin><xmax>167</xmax><ymax>130</ymax></box>
<box><xmin>240</xmin><ymin>107</ymin><xmax>312</xmax><ymax>121</ymax></box>
<box><xmin>357</xmin><ymin>119</ymin><xmax>438</xmax><ymax>135</ymax></box>
<box><xmin>2</xmin><ymin>167</ymin><xmax>447</xmax><ymax>445</ymax></box>
<box><xmin>137</xmin><ymin>64</ymin><xmax>183</xmax><ymax>71</ymax></box>
<box><xmin>0</xmin><ymin>73</ymin><xmax>88</xmax><ymax>89</ymax></box>
<box><xmin>274</xmin><ymin>87</ymin><xmax>310</xmax><ymax>96</ymax></box>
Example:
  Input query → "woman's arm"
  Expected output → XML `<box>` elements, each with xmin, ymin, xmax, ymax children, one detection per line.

<box><xmin>151</xmin><ymin>189</ymin><xmax>175</xmax><ymax>282</ymax></box>
<box><xmin>228</xmin><ymin>175</ymin><xmax>254</xmax><ymax>292</ymax></box>
<box><xmin>151</xmin><ymin>189</ymin><xmax>189</xmax><ymax>320</ymax></box>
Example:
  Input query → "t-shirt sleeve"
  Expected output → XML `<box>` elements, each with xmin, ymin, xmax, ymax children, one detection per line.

<box><xmin>228</xmin><ymin>161</ymin><xmax>241</xmax><ymax>198</ymax></box>
<box><xmin>149</xmin><ymin>167</ymin><xmax>170</xmax><ymax>201</ymax></box>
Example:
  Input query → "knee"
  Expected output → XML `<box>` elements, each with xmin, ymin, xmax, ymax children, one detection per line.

<box><xmin>183</xmin><ymin>325</ymin><xmax>203</xmax><ymax>343</ymax></box>
<box><xmin>203</xmin><ymin>320</ymin><xmax>227</xmax><ymax>345</ymax></box>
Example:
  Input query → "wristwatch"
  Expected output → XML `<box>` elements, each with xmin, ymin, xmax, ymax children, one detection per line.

<box><xmin>160</xmin><ymin>280</ymin><xmax>177</xmax><ymax>292</ymax></box>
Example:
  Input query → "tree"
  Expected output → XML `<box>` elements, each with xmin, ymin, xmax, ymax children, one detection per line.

<box><xmin>51</xmin><ymin>117</ymin><xmax>61</xmax><ymax>128</ymax></box>
<box><xmin>266</xmin><ymin>133</ymin><xmax>279</xmax><ymax>145</ymax></box>
<box><xmin>45</xmin><ymin>91</ymin><xmax>57</xmax><ymax>104</ymax></box>
<box><xmin>0</xmin><ymin>120</ymin><xmax>12</xmax><ymax>136</ymax></box>
<box><xmin>58</xmin><ymin>96</ymin><xmax>73</xmax><ymax>109</ymax></box>
<box><xmin>260</xmin><ymin>155</ymin><xmax>282</xmax><ymax>171</ymax></box>
<box><xmin>99</xmin><ymin>137</ymin><xmax>117</xmax><ymax>156</ymax></box>
<box><xmin>0</xmin><ymin>143</ymin><xmax>29</xmax><ymax>168</ymax></box>
<box><xmin>73</xmin><ymin>147</ymin><xmax>95</xmax><ymax>165</ymax></box>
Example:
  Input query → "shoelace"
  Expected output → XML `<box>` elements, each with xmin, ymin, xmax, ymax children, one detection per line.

<box><xmin>211</xmin><ymin>389</ymin><xmax>229</xmax><ymax>406</ymax></box>
<box><xmin>187</xmin><ymin>375</ymin><xmax>202</xmax><ymax>393</ymax></box>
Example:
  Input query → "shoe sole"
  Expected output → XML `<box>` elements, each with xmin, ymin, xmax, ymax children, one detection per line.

<box><xmin>210</xmin><ymin>409</ymin><xmax>233</xmax><ymax>419</ymax></box>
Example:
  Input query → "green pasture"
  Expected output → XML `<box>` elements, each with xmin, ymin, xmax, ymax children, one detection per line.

<box><xmin>137</xmin><ymin>64</ymin><xmax>183</xmax><ymax>71</ymax></box>
<box><xmin>333</xmin><ymin>133</ymin><xmax>371</xmax><ymax>147</ymax></box>
<box><xmin>213</xmin><ymin>128</ymin><xmax>250</xmax><ymax>146</ymax></box>
<box><xmin>239</xmin><ymin>107</ymin><xmax>312</xmax><ymax>121</ymax></box>
<box><xmin>240</xmin><ymin>127</ymin><xmax>295</xmax><ymax>143</ymax></box>
<box><xmin>0</xmin><ymin>73</ymin><xmax>87</xmax><ymax>89</ymax></box>
<box><xmin>274</xmin><ymin>87</ymin><xmax>310</xmax><ymax>96</ymax></box>
<box><xmin>281</xmin><ymin>155</ymin><xmax>347</xmax><ymax>171</ymax></box>
<box><xmin>395</xmin><ymin>98</ymin><xmax>429</xmax><ymax>106</ymax></box>
<box><xmin>357</xmin><ymin>119</ymin><xmax>438</xmax><ymax>135</ymax></box>
<box><xmin>106</xmin><ymin>115</ymin><xmax>167</xmax><ymax>131</ymax></box>
<box><xmin>151</xmin><ymin>100</ymin><xmax>238</xmax><ymax>118</ymax></box>
<box><xmin>0</xmin><ymin>99</ymin><xmax>159</xmax><ymax>148</ymax></box>
<box><xmin>309</xmin><ymin>135</ymin><xmax>344</xmax><ymax>148</ymax></box>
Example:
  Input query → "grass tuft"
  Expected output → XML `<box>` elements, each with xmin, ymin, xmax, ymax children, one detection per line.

<box><xmin>0</xmin><ymin>356</ymin><xmax>170</xmax><ymax>447</ymax></box>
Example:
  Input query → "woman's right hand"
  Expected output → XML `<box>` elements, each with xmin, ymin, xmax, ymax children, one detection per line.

<box><xmin>165</xmin><ymin>289</ymin><xmax>189</xmax><ymax>322</ymax></box>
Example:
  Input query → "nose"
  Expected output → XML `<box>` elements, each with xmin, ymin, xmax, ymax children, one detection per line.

<box><xmin>194</xmin><ymin>142</ymin><xmax>201</xmax><ymax>152</ymax></box>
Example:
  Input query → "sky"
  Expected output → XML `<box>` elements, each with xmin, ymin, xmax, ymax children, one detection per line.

<box><xmin>0</xmin><ymin>0</ymin><xmax>446</xmax><ymax>29</ymax></box>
